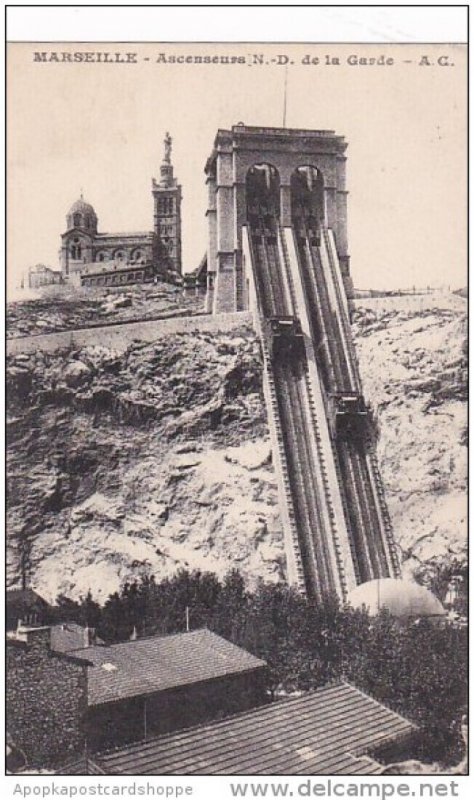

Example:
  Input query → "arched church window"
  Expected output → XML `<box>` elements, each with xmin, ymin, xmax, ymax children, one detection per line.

<box><xmin>70</xmin><ymin>238</ymin><xmax>82</xmax><ymax>260</ymax></box>
<box><xmin>73</xmin><ymin>213</ymin><xmax>82</xmax><ymax>228</ymax></box>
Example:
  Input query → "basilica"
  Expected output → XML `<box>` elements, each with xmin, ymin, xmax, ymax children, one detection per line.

<box><xmin>59</xmin><ymin>134</ymin><xmax>182</xmax><ymax>288</ymax></box>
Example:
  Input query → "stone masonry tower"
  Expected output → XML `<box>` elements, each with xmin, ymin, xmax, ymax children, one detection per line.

<box><xmin>152</xmin><ymin>133</ymin><xmax>182</xmax><ymax>275</ymax></box>
<box><xmin>205</xmin><ymin>124</ymin><xmax>352</xmax><ymax>313</ymax></box>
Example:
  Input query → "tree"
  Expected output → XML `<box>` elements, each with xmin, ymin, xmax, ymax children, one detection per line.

<box><xmin>48</xmin><ymin>569</ymin><xmax>467</xmax><ymax>766</ymax></box>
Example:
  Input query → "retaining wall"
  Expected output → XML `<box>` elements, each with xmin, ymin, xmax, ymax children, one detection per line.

<box><xmin>7</xmin><ymin>312</ymin><xmax>254</xmax><ymax>356</ymax></box>
<box><xmin>352</xmin><ymin>292</ymin><xmax>465</xmax><ymax>316</ymax></box>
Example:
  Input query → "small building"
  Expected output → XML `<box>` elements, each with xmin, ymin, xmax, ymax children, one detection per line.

<box><xmin>7</xmin><ymin>626</ymin><xmax>91</xmax><ymax>770</ymax></box>
<box><xmin>6</xmin><ymin>624</ymin><xmax>267</xmax><ymax>768</ymax></box>
<box><xmin>93</xmin><ymin>682</ymin><xmax>417</xmax><ymax>775</ymax></box>
<box><xmin>28</xmin><ymin>264</ymin><xmax>63</xmax><ymax>289</ymax></box>
<box><xmin>6</xmin><ymin>588</ymin><xmax>52</xmax><ymax>631</ymax></box>
<box><xmin>68</xmin><ymin>628</ymin><xmax>267</xmax><ymax>752</ymax></box>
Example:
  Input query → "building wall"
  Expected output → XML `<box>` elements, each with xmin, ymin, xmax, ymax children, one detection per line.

<box><xmin>29</xmin><ymin>269</ymin><xmax>63</xmax><ymax>289</ymax></box>
<box><xmin>80</xmin><ymin>264</ymin><xmax>155</xmax><ymax>288</ymax></box>
<box><xmin>6</xmin><ymin>630</ymin><xmax>88</xmax><ymax>769</ymax></box>
<box><xmin>92</xmin><ymin>239</ymin><xmax>153</xmax><ymax>265</ymax></box>
<box><xmin>145</xmin><ymin>669</ymin><xmax>268</xmax><ymax>737</ymax></box>
<box><xmin>372</xmin><ymin>735</ymin><xmax>421</xmax><ymax>766</ymax></box>
<box><xmin>61</xmin><ymin>231</ymin><xmax>154</xmax><ymax>278</ymax></box>
<box><xmin>87</xmin><ymin>669</ymin><xmax>268</xmax><ymax>752</ymax></box>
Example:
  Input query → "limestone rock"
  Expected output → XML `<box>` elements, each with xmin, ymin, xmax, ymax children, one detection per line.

<box><xmin>353</xmin><ymin>294</ymin><xmax>467</xmax><ymax>585</ymax></box>
<box><xmin>63</xmin><ymin>361</ymin><xmax>91</xmax><ymax>388</ymax></box>
<box><xmin>6</xmin><ymin>295</ymin><xmax>467</xmax><ymax>603</ymax></box>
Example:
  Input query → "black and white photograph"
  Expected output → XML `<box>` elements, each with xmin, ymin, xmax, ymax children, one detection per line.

<box><xmin>4</xmin><ymin>8</ymin><xmax>468</xmax><ymax>784</ymax></box>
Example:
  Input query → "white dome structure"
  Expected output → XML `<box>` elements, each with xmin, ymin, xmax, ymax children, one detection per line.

<box><xmin>347</xmin><ymin>578</ymin><xmax>446</xmax><ymax>620</ymax></box>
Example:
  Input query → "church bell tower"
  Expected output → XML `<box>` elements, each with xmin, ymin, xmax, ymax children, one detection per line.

<box><xmin>152</xmin><ymin>132</ymin><xmax>182</xmax><ymax>275</ymax></box>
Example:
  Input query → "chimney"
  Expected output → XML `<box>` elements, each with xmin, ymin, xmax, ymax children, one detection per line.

<box><xmin>16</xmin><ymin>625</ymin><xmax>51</xmax><ymax>651</ymax></box>
<box><xmin>83</xmin><ymin>626</ymin><xmax>96</xmax><ymax>648</ymax></box>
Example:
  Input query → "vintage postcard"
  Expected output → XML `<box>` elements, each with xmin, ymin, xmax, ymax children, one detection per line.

<box><xmin>5</xmin><ymin>28</ymin><xmax>468</xmax><ymax>784</ymax></box>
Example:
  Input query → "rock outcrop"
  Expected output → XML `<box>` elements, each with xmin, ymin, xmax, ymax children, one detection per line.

<box><xmin>352</xmin><ymin>294</ymin><xmax>467</xmax><ymax>584</ymax></box>
<box><xmin>7</xmin><ymin>283</ymin><xmax>203</xmax><ymax>338</ymax></box>
<box><xmin>7</xmin><ymin>325</ymin><xmax>282</xmax><ymax>601</ymax></box>
<box><xmin>6</xmin><ymin>293</ymin><xmax>467</xmax><ymax>603</ymax></box>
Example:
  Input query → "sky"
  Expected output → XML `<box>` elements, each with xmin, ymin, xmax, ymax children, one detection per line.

<box><xmin>7</xmin><ymin>42</ymin><xmax>467</xmax><ymax>292</ymax></box>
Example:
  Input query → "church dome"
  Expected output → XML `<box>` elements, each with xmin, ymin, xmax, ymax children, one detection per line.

<box><xmin>347</xmin><ymin>578</ymin><xmax>446</xmax><ymax>620</ymax></box>
<box><xmin>66</xmin><ymin>196</ymin><xmax>98</xmax><ymax>232</ymax></box>
<box><xmin>68</xmin><ymin>197</ymin><xmax>97</xmax><ymax>217</ymax></box>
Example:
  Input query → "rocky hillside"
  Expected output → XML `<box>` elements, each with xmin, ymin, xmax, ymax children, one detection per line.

<box><xmin>352</xmin><ymin>294</ymin><xmax>467</xmax><ymax>581</ymax></box>
<box><xmin>7</xmin><ymin>283</ymin><xmax>203</xmax><ymax>338</ymax></box>
<box><xmin>7</xmin><ymin>325</ymin><xmax>283</xmax><ymax>601</ymax></box>
<box><xmin>6</xmin><ymin>294</ymin><xmax>467</xmax><ymax>603</ymax></box>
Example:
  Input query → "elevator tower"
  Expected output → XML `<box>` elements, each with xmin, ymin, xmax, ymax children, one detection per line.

<box><xmin>205</xmin><ymin>125</ymin><xmax>352</xmax><ymax>314</ymax></box>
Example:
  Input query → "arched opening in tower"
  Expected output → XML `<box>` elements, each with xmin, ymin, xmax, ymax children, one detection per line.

<box><xmin>246</xmin><ymin>164</ymin><xmax>280</xmax><ymax>235</ymax></box>
<box><xmin>291</xmin><ymin>166</ymin><xmax>325</xmax><ymax>244</ymax></box>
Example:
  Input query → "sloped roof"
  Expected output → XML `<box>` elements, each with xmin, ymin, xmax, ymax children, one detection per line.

<box><xmin>194</xmin><ymin>252</ymin><xmax>208</xmax><ymax>278</ymax></box>
<box><xmin>70</xmin><ymin>629</ymin><xmax>266</xmax><ymax>707</ymax></box>
<box><xmin>6</xmin><ymin>588</ymin><xmax>49</xmax><ymax>606</ymax></box>
<box><xmin>97</xmin><ymin>682</ymin><xmax>415</xmax><ymax>775</ymax></box>
<box><xmin>6</xmin><ymin>589</ymin><xmax>51</xmax><ymax>629</ymax></box>
<box><xmin>94</xmin><ymin>232</ymin><xmax>153</xmax><ymax>241</ymax></box>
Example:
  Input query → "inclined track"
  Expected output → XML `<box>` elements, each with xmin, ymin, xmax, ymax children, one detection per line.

<box><xmin>293</xmin><ymin>223</ymin><xmax>400</xmax><ymax>581</ymax></box>
<box><xmin>249</xmin><ymin>222</ymin><xmax>346</xmax><ymax>601</ymax></box>
<box><xmin>247</xmin><ymin>210</ymin><xmax>400</xmax><ymax>600</ymax></box>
